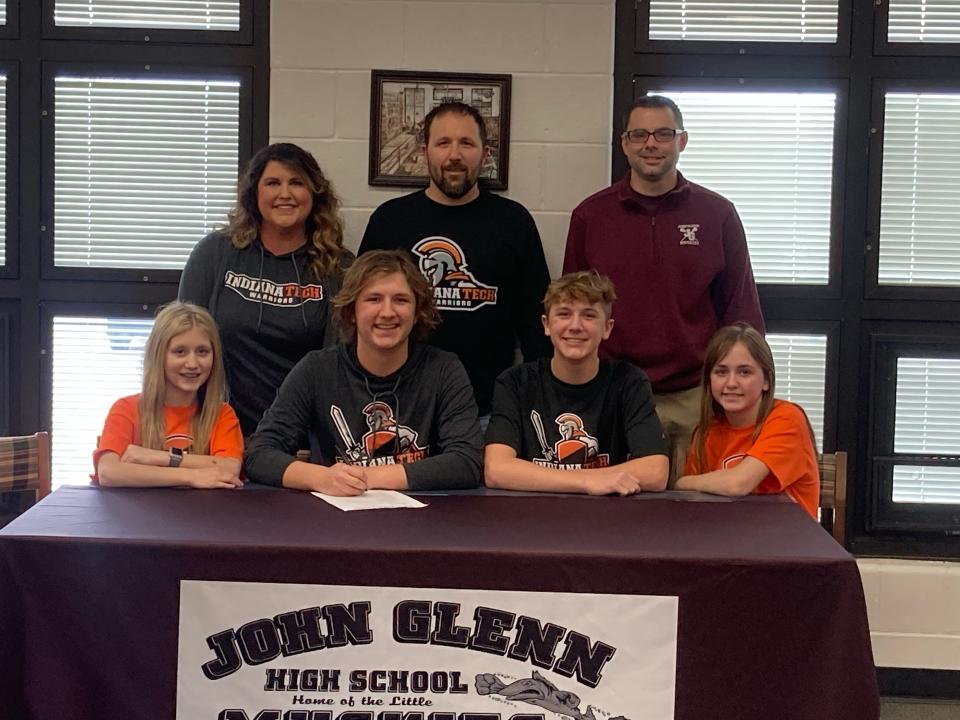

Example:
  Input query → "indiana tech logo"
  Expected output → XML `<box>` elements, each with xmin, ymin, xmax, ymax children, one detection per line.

<box><xmin>411</xmin><ymin>237</ymin><xmax>498</xmax><ymax>311</ymax></box>
<box><xmin>223</xmin><ymin>271</ymin><xmax>323</xmax><ymax>307</ymax></box>
<box><xmin>530</xmin><ymin>411</ymin><xmax>610</xmax><ymax>469</ymax></box>
<box><xmin>329</xmin><ymin>402</ymin><xmax>427</xmax><ymax>465</ymax></box>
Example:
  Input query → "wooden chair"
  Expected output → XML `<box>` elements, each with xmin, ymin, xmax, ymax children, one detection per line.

<box><xmin>818</xmin><ymin>451</ymin><xmax>848</xmax><ymax>545</ymax></box>
<box><xmin>0</xmin><ymin>432</ymin><xmax>52</xmax><ymax>526</ymax></box>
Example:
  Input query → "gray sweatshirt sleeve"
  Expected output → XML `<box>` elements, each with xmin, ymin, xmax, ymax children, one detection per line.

<box><xmin>404</xmin><ymin>356</ymin><xmax>483</xmax><ymax>491</ymax></box>
<box><xmin>178</xmin><ymin>233</ymin><xmax>222</xmax><ymax>308</ymax></box>
<box><xmin>243</xmin><ymin>356</ymin><xmax>316</xmax><ymax>486</ymax></box>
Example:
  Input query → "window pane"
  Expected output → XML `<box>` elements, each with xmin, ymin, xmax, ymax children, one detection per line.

<box><xmin>878</xmin><ymin>92</ymin><xmax>960</xmax><ymax>286</ymax></box>
<box><xmin>651</xmin><ymin>90</ymin><xmax>836</xmax><ymax>284</ymax></box>
<box><xmin>0</xmin><ymin>74</ymin><xmax>6</xmax><ymax>267</ymax></box>
<box><xmin>767</xmin><ymin>333</ymin><xmax>827</xmax><ymax>451</ymax></box>
<box><xmin>51</xmin><ymin>316</ymin><xmax>153</xmax><ymax>489</ymax></box>
<box><xmin>649</xmin><ymin>0</ymin><xmax>839</xmax><ymax>43</ymax></box>
<box><xmin>55</xmin><ymin>1</ymin><xmax>240</xmax><ymax>30</ymax></box>
<box><xmin>54</xmin><ymin>76</ymin><xmax>239</xmax><ymax>269</ymax></box>
<box><xmin>892</xmin><ymin>466</ymin><xmax>960</xmax><ymax>504</ymax></box>
<box><xmin>888</xmin><ymin>0</ymin><xmax>960</xmax><ymax>43</ymax></box>
<box><xmin>892</xmin><ymin>357</ymin><xmax>960</xmax><ymax>504</ymax></box>
<box><xmin>894</xmin><ymin>357</ymin><xmax>960</xmax><ymax>454</ymax></box>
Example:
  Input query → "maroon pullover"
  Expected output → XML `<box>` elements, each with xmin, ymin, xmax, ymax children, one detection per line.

<box><xmin>563</xmin><ymin>172</ymin><xmax>764</xmax><ymax>394</ymax></box>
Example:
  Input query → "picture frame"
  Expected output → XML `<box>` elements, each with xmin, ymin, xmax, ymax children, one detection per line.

<box><xmin>368</xmin><ymin>69</ymin><xmax>511</xmax><ymax>190</ymax></box>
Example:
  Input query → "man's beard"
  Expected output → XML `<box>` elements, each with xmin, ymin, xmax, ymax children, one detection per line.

<box><xmin>429</xmin><ymin>160</ymin><xmax>480</xmax><ymax>200</ymax></box>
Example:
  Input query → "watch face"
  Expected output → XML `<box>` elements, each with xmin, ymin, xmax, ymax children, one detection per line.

<box><xmin>171</xmin><ymin>447</ymin><xmax>185</xmax><ymax>457</ymax></box>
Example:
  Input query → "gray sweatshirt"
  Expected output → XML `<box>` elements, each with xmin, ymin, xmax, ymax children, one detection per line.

<box><xmin>244</xmin><ymin>342</ymin><xmax>482</xmax><ymax>490</ymax></box>
<box><xmin>178</xmin><ymin>231</ymin><xmax>351</xmax><ymax>437</ymax></box>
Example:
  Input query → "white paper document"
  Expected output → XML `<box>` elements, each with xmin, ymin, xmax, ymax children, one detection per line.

<box><xmin>311</xmin><ymin>489</ymin><xmax>427</xmax><ymax>511</ymax></box>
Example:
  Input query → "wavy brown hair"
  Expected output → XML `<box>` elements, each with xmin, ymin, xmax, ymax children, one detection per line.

<box><xmin>691</xmin><ymin>323</ymin><xmax>776</xmax><ymax>472</ymax></box>
<box><xmin>332</xmin><ymin>250</ymin><xmax>439</xmax><ymax>343</ymax></box>
<box><xmin>223</xmin><ymin>143</ymin><xmax>348</xmax><ymax>278</ymax></box>
<box><xmin>139</xmin><ymin>302</ymin><xmax>226</xmax><ymax>455</ymax></box>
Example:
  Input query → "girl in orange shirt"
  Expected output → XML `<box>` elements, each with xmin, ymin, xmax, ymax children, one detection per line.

<box><xmin>94</xmin><ymin>302</ymin><xmax>243</xmax><ymax>488</ymax></box>
<box><xmin>676</xmin><ymin>323</ymin><xmax>820</xmax><ymax>518</ymax></box>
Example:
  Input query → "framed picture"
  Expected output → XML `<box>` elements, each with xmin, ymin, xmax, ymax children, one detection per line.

<box><xmin>368</xmin><ymin>69</ymin><xmax>511</xmax><ymax>190</ymax></box>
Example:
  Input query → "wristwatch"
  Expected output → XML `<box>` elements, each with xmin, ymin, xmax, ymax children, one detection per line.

<box><xmin>168</xmin><ymin>447</ymin><xmax>185</xmax><ymax>468</ymax></box>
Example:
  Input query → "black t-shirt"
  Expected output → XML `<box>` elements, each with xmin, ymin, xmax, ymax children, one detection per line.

<box><xmin>486</xmin><ymin>358</ymin><xmax>668</xmax><ymax>469</ymax></box>
<box><xmin>359</xmin><ymin>190</ymin><xmax>552</xmax><ymax>415</ymax></box>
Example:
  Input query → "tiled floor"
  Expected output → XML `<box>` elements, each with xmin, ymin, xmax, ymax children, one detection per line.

<box><xmin>881</xmin><ymin>698</ymin><xmax>960</xmax><ymax>719</ymax></box>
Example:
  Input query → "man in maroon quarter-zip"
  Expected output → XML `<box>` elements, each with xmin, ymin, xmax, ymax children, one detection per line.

<box><xmin>563</xmin><ymin>95</ymin><xmax>764</xmax><ymax>483</ymax></box>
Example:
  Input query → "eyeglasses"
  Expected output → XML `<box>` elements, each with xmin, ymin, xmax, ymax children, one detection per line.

<box><xmin>622</xmin><ymin>128</ymin><xmax>684</xmax><ymax>144</ymax></box>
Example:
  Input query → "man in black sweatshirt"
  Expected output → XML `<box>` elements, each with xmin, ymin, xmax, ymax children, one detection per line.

<box><xmin>359</xmin><ymin>102</ymin><xmax>551</xmax><ymax>421</ymax></box>
<box><xmin>245</xmin><ymin>251</ymin><xmax>482</xmax><ymax>494</ymax></box>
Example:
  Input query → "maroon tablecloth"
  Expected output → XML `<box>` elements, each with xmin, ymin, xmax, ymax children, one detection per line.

<box><xmin>0</xmin><ymin>485</ymin><xmax>879</xmax><ymax>720</ymax></box>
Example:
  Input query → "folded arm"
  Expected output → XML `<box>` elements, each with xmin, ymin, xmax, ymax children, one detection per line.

<box><xmin>484</xmin><ymin>444</ymin><xmax>667</xmax><ymax>496</ymax></box>
<box><xmin>675</xmin><ymin>455</ymin><xmax>770</xmax><ymax>497</ymax></box>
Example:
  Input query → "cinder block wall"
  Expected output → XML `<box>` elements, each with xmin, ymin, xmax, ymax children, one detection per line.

<box><xmin>269</xmin><ymin>0</ymin><xmax>960</xmax><ymax>673</ymax></box>
<box><xmin>269</xmin><ymin>0</ymin><xmax>615</xmax><ymax>275</ymax></box>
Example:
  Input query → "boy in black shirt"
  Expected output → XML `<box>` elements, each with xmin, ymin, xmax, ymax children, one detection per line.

<box><xmin>485</xmin><ymin>272</ymin><xmax>668</xmax><ymax>495</ymax></box>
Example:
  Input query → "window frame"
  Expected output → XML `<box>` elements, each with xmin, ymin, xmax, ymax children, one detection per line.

<box><xmin>39</xmin><ymin>300</ymin><xmax>162</xmax><ymax>485</ymax></box>
<box><xmin>41</xmin><ymin>0</ymin><xmax>252</xmax><ymax>45</ymax></box>
<box><xmin>39</xmin><ymin>60</ymin><xmax>254</xmax><ymax>283</ymax></box>
<box><xmin>864</xmin><ymin>325</ymin><xmax>960</xmax><ymax>541</ymax></box>
<box><xmin>628</xmin><ymin>76</ymin><xmax>848</xmax><ymax>299</ymax></box>
<box><xmin>633</xmin><ymin>0</ymin><xmax>852</xmax><ymax>56</ymax></box>
<box><xmin>874</xmin><ymin>0</ymin><xmax>960</xmax><ymax>57</ymax></box>
<box><xmin>765</xmin><ymin>319</ymin><xmax>841</xmax><ymax>452</ymax></box>
<box><xmin>0</xmin><ymin>302</ymin><xmax>13</xmax><ymax>435</ymax></box>
<box><xmin>865</xmin><ymin>78</ymin><xmax>960</xmax><ymax>301</ymax></box>
<box><xmin>0</xmin><ymin>59</ymin><xmax>17</xmax><ymax>279</ymax></box>
<box><xmin>0</xmin><ymin>0</ymin><xmax>18</xmax><ymax>40</ymax></box>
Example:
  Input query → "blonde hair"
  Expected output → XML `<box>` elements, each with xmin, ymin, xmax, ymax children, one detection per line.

<box><xmin>692</xmin><ymin>323</ymin><xmax>776</xmax><ymax>471</ymax></box>
<box><xmin>139</xmin><ymin>302</ymin><xmax>226</xmax><ymax>454</ymax></box>
<box><xmin>543</xmin><ymin>270</ymin><xmax>616</xmax><ymax>319</ymax></box>
<box><xmin>223</xmin><ymin>143</ymin><xmax>349</xmax><ymax>279</ymax></box>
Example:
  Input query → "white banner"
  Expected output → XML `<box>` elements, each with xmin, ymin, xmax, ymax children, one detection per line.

<box><xmin>177</xmin><ymin>581</ymin><xmax>678</xmax><ymax>720</ymax></box>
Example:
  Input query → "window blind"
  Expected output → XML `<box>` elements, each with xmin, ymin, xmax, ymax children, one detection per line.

<box><xmin>54</xmin><ymin>76</ymin><xmax>240</xmax><ymax>270</ymax></box>
<box><xmin>888</xmin><ymin>0</ymin><xmax>960</xmax><ymax>43</ymax></box>
<box><xmin>767</xmin><ymin>333</ymin><xmax>826</xmax><ymax>451</ymax></box>
<box><xmin>649</xmin><ymin>0</ymin><xmax>839</xmax><ymax>42</ymax></box>
<box><xmin>650</xmin><ymin>90</ymin><xmax>836</xmax><ymax>284</ymax></box>
<box><xmin>51</xmin><ymin>316</ymin><xmax>154</xmax><ymax>489</ymax></box>
<box><xmin>878</xmin><ymin>92</ymin><xmax>960</xmax><ymax>286</ymax></box>
<box><xmin>55</xmin><ymin>1</ymin><xmax>240</xmax><ymax>30</ymax></box>
<box><xmin>892</xmin><ymin>357</ymin><xmax>960</xmax><ymax>504</ymax></box>
<box><xmin>0</xmin><ymin>74</ymin><xmax>6</xmax><ymax>267</ymax></box>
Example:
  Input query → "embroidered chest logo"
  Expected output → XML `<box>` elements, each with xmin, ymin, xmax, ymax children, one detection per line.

<box><xmin>330</xmin><ymin>402</ymin><xmax>427</xmax><ymax>466</ymax></box>
<box><xmin>530</xmin><ymin>411</ymin><xmax>610</xmax><ymax>469</ymax></box>
<box><xmin>223</xmin><ymin>271</ymin><xmax>323</xmax><ymax>307</ymax></box>
<box><xmin>678</xmin><ymin>224</ymin><xmax>701</xmax><ymax>246</ymax></box>
<box><xmin>411</xmin><ymin>237</ymin><xmax>498</xmax><ymax>312</ymax></box>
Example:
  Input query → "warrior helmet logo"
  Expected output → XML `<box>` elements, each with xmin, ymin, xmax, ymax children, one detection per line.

<box><xmin>411</xmin><ymin>237</ymin><xmax>498</xmax><ymax>311</ymax></box>
<box><xmin>530</xmin><ymin>411</ymin><xmax>609</xmax><ymax>468</ymax></box>
<box><xmin>329</xmin><ymin>402</ymin><xmax>425</xmax><ymax>465</ymax></box>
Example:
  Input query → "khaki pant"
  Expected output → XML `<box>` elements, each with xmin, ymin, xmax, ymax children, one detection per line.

<box><xmin>653</xmin><ymin>386</ymin><xmax>702</xmax><ymax>487</ymax></box>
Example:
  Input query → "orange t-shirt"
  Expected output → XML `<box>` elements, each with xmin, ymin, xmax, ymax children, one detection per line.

<box><xmin>92</xmin><ymin>394</ymin><xmax>243</xmax><ymax>482</ymax></box>
<box><xmin>684</xmin><ymin>399</ymin><xmax>820</xmax><ymax>518</ymax></box>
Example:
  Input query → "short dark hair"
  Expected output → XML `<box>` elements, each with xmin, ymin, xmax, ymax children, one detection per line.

<box><xmin>622</xmin><ymin>95</ymin><xmax>684</xmax><ymax>132</ymax></box>
<box><xmin>422</xmin><ymin>102</ymin><xmax>488</xmax><ymax>147</ymax></box>
<box><xmin>332</xmin><ymin>250</ymin><xmax>440</xmax><ymax>342</ymax></box>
